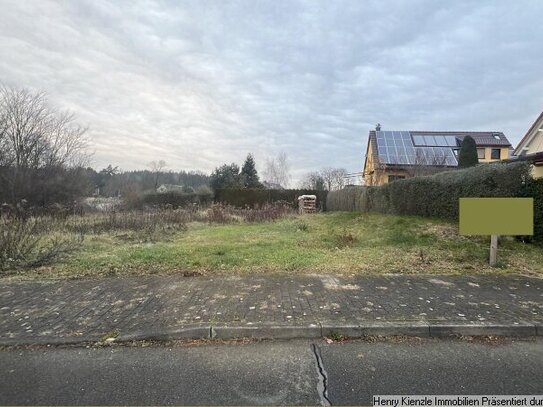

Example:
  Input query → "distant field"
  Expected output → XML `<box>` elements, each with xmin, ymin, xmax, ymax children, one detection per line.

<box><xmin>7</xmin><ymin>211</ymin><xmax>543</xmax><ymax>279</ymax></box>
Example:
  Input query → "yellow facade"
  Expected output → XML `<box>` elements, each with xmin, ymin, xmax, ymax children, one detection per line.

<box><xmin>477</xmin><ymin>147</ymin><xmax>510</xmax><ymax>162</ymax></box>
<box><xmin>363</xmin><ymin>140</ymin><xmax>409</xmax><ymax>185</ymax></box>
<box><xmin>364</xmin><ymin>141</ymin><xmax>512</xmax><ymax>186</ymax></box>
<box><xmin>364</xmin><ymin>168</ymin><xmax>407</xmax><ymax>186</ymax></box>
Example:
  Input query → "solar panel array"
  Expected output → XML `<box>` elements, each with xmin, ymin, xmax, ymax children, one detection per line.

<box><xmin>411</xmin><ymin>134</ymin><xmax>459</xmax><ymax>147</ymax></box>
<box><xmin>375</xmin><ymin>131</ymin><xmax>458</xmax><ymax>166</ymax></box>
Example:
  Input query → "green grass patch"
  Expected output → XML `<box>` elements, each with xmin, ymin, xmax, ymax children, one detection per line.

<box><xmin>7</xmin><ymin>212</ymin><xmax>543</xmax><ymax>279</ymax></box>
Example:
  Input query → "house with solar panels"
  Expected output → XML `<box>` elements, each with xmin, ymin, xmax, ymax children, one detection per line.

<box><xmin>363</xmin><ymin>126</ymin><xmax>512</xmax><ymax>186</ymax></box>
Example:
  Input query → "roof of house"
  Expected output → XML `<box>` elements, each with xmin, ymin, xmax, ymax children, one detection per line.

<box><xmin>408</xmin><ymin>131</ymin><xmax>511</xmax><ymax>146</ymax></box>
<box><xmin>513</xmin><ymin>111</ymin><xmax>543</xmax><ymax>155</ymax></box>
<box><xmin>508</xmin><ymin>151</ymin><xmax>543</xmax><ymax>166</ymax></box>
<box><xmin>364</xmin><ymin>130</ymin><xmax>511</xmax><ymax>172</ymax></box>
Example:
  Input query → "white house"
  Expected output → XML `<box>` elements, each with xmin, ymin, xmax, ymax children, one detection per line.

<box><xmin>157</xmin><ymin>184</ymin><xmax>185</xmax><ymax>193</ymax></box>
<box><xmin>514</xmin><ymin>111</ymin><xmax>543</xmax><ymax>178</ymax></box>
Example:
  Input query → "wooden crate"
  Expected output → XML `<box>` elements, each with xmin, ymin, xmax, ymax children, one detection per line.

<box><xmin>297</xmin><ymin>195</ymin><xmax>317</xmax><ymax>214</ymax></box>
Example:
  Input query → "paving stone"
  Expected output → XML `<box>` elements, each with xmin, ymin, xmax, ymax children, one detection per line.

<box><xmin>0</xmin><ymin>274</ymin><xmax>541</xmax><ymax>343</ymax></box>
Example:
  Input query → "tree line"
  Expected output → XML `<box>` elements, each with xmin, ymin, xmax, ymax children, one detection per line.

<box><xmin>87</xmin><ymin>165</ymin><xmax>210</xmax><ymax>197</ymax></box>
<box><xmin>1</xmin><ymin>85</ymin><xmax>349</xmax><ymax>209</ymax></box>
<box><xmin>210</xmin><ymin>153</ymin><xmax>348</xmax><ymax>191</ymax></box>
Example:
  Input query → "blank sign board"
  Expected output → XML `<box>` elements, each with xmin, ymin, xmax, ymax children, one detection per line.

<box><xmin>459</xmin><ymin>198</ymin><xmax>533</xmax><ymax>236</ymax></box>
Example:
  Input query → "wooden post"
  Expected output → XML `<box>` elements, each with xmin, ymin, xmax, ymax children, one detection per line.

<box><xmin>489</xmin><ymin>234</ymin><xmax>498</xmax><ymax>266</ymax></box>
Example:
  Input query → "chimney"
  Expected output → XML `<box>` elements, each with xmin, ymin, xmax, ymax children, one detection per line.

<box><xmin>376</xmin><ymin>123</ymin><xmax>381</xmax><ymax>131</ymax></box>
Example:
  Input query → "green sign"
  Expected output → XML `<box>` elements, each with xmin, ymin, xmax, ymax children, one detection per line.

<box><xmin>459</xmin><ymin>198</ymin><xmax>534</xmax><ymax>236</ymax></box>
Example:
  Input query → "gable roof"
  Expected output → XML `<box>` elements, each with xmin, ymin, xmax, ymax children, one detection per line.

<box><xmin>407</xmin><ymin>131</ymin><xmax>511</xmax><ymax>146</ymax></box>
<box><xmin>364</xmin><ymin>130</ymin><xmax>511</xmax><ymax>172</ymax></box>
<box><xmin>514</xmin><ymin>111</ymin><xmax>543</xmax><ymax>155</ymax></box>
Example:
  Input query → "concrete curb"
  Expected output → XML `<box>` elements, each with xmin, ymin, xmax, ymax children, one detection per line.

<box><xmin>0</xmin><ymin>335</ymin><xmax>102</xmax><ymax>347</ymax></box>
<box><xmin>0</xmin><ymin>321</ymin><xmax>540</xmax><ymax>347</ymax></box>
<box><xmin>429</xmin><ymin>323</ymin><xmax>537</xmax><ymax>337</ymax></box>
<box><xmin>210</xmin><ymin>323</ymin><xmax>322</xmax><ymax>340</ymax></box>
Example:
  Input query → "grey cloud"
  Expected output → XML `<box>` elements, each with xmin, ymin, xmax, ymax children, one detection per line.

<box><xmin>1</xmin><ymin>0</ymin><xmax>542</xmax><ymax>183</ymax></box>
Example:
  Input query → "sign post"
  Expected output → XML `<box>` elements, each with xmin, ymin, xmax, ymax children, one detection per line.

<box><xmin>459</xmin><ymin>198</ymin><xmax>533</xmax><ymax>266</ymax></box>
<box><xmin>489</xmin><ymin>234</ymin><xmax>498</xmax><ymax>266</ymax></box>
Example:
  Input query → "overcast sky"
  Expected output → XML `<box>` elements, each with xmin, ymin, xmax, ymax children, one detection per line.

<box><xmin>1</xmin><ymin>0</ymin><xmax>542</xmax><ymax>184</ymax></box>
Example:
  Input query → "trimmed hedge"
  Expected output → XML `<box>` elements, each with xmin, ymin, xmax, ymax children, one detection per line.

<box><xmin>526</xmin><ymin>178</ymin><xmax>543</xmax><ymax>242</ymax></box>
<box><xmin>327</xmin><ymin>161</ymin><xmax>542</xmax><ymax>242</ymax></box>
<box><xmin>214</xmin><ymin>188</ymin><xmax>328</xmax><ymax>210</ymax></box>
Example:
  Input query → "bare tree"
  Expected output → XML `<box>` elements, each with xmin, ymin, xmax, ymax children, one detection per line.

<box><xmin>299</xmin><ymin>171</ymin><xmax>325</xmax><ymax>190</ymax></box>
<box><xmin>0</xmin><ymin>85</ymin><xmax>89</xmax><ymax>204</ymax></box>
<box><xmin>148</xmin><ymin>160</ymin><xmax>167</xmax><ymax>189</ymax></box>
<box><xmin>320</xmin><ymin>167</ymin><xmax>348</xmax><ymax>191</ymax></box>
<box><xmin>276</xmin><ymin>152</ymin><xmax>290</xmax><ymax>187</ymax></box>
<box><xmin>263</xmin><ymin>151</ymin><xmax>291</xmax><ymax>188</ymax></box>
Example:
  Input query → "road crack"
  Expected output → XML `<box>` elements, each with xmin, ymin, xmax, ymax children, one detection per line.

<box><xmin>311</xmin><ymin>343</ymin><xmax>332</xmax><ymax>406</ymax></box>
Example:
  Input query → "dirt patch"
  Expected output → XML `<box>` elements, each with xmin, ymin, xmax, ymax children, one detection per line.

<box><xmin>320</xmin><ymin>276</ymin><xmax>360</xmax><ymax>290</ymax></box>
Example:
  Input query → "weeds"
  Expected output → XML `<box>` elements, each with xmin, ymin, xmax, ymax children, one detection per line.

<box><xmin>0</xmin><ymin>218</ymin><xmax>82</xmax><ymax>273</ymax></box>
<box><xmin>5</xmin><ymin>210</ymin><xmax>541</xmax><ymax>278</ymax></box>
<box><xmin>0</xmin><ymin>203</ymin><xmax>295</xmax><ymax>273</ymax></box>
<box><xmin>326</xmin><ymin>331</ymin><xmax>348</xmax><ymax>342</ymax></box>
<box><xmin>207</xmin><ymin>203</ymin><xmax>293</xmax><ymax>224</ymax></box>
<box><xmin>207</xmin><ymin>205</ymin><xmax>236</xmax><ymax>224</ymax></box>
<box><xmin>66</xmin><ymin>210</ymin><xmax>191</xmax><ymax>234</ymax></box>
<box><xmin>335</xmin><ymin>228</ymin><xmax>358</xmax><ymax>248</ymax></box>
<box><xmin>240</xmin><ymin>202</ymin><xmax>292</xmax><ymax>222</ymax></box>
<box><xmin>418</xmin><ymin>249</ymin><xmax>431</xmax><ymax>265</ymax></box>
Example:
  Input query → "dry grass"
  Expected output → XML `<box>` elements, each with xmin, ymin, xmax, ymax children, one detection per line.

<box><xmin>2</xmin><ymin>211</ymin><xmax>542</xmax><ymax>279</ymax></box>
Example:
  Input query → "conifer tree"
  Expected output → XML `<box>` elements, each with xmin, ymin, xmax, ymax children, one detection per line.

<box><xmin>240</xmin><ymin>153</ymin><xmax>263</xmax><ymax>188</ymax></box>
<box><xmin>458</xmin><ymin>136</ymin><xmax>479</xmax><ymax>168</ymax></box>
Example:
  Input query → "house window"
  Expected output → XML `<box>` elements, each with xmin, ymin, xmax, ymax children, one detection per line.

<box><xmin>477</xmin><ymin>148</ymin><xmax>486</xmax><ymax>159</ymax></box>
<box><xmin>388</xmin><ymin>175</ymin><xmax>405</xmax><ymax>182</ymax></box>
<box><xmin>491</xmin><ymin>149</ymin><xmax>501</xmax><ymax>159</ymax></box>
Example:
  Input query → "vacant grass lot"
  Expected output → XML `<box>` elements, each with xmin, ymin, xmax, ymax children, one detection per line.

<box><xmin>13</xmin><ymin>212</ymin><xmax>543</xmax><ymax>279</ymax></box>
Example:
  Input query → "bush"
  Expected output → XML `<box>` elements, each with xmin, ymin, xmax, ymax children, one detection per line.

<box><xmin>327</xmin><ymin>161</ymin><xmax>542</xmax><ymax>242</ymax></box>
<box><xmin>0</xmin><ymin>218</ymin><xmax>82</xmax><ymax>272</ymax></box>
<box><xmin>214</xmin><ymin>188</ymin><xmax>328</xmax><ymax>210</ymax></box>
<box><xmin>525</xmin><ymin>178</ymin><xmax>543</xmax><ymax>242</ymax></box>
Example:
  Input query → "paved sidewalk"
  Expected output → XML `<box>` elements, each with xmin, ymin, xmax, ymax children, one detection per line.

<box><xmin>1</xmin><ymin>274</ymin><xmax>542</xmax><ymax>345</ymax></box>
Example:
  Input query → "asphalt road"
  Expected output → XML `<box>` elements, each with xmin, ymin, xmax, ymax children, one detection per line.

<box><xmin>0</xmin><ymin>338</ymin><xmax>542</xmax><ymax>405</ymax></box>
